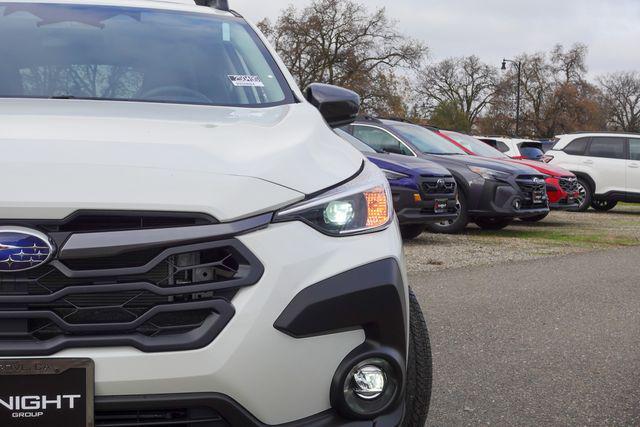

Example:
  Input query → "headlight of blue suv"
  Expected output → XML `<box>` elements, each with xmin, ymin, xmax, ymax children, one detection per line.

<box><xmin>274</xmin><ymin>161</ymin><xmax>394</xmax><ymax>236</ymax></box>
<box><xmin>382</xmin><ymin>169</ymin><xmax>410</xmax><ymax>181</ymax></box>
<box><xmin>468</xmin><ymin>166</ymin><xmax>511</xmax><ymax>182</ymax></box>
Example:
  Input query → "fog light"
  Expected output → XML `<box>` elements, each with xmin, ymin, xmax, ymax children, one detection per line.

<box><xmin>332</xmin><ymin>356</ymin><xmax>401</xmax><ymax>420</ymax></box>
<box><xmin>353</xmin><ymin>365</ymin><xmax>386</xmax><ymax>400</ymax></box>
<box><xmin>324</xmin><ymin>201</ymin><xmax>354</xmax><ymax>226</ymax></box>
<box><xmin>513</xmin><ymin>199</ymin><xmax>522</xmax><ymax>210</ymax></box>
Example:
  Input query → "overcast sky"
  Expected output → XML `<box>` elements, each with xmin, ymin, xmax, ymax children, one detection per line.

<box><xmin>233</xmin><ymin>0</ymin><xmax>640</xmax><ymax>77</ymax></box>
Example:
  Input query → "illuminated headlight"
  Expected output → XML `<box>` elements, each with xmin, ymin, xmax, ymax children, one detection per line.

<box><xmin>468</xmin><ymin>166</ymin><xmax>511</xmax><ymax>181</ymax></box>
<box><xmin>274</xmin><ymin>161</ymin><xmax>394</xmax><ymax>236</ymax></box>
<box><xmin>382</xmin><ymin>169</ymin><xmax>409</xmax><ymax>181</ymax></box>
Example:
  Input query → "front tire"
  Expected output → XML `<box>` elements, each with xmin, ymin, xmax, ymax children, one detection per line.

<box><xmin>519</xmin><ymin>212</ymin><xmax>550</xmax><ymax>222</ymax></box>
<box><xmin>402</xmin><ymin>288</ymin><xmax>433</xmax><ymax>427</ymax></box>
<box><xmin>400</xmin><ymin>224</ymin><xmax>426</xmax><ymax>240</ymax></box>
<box><xmin>591</xmin><ymin>200</ymin><xmax>617</xmax><ymax>212</ymax></box>
<box><xmin>425</xmin><ymin>191</ymin><xmax>469</xmax><ymax>234</ymax></box>
<box><xmin>568</xmin><ymin>178</ymin><xmax>592</xmax><ymax>212</ymax></box>
<box><xmin>474</xmin><ymin>217</ymin><xmax>513</xmax><ymax>230</ymax></box>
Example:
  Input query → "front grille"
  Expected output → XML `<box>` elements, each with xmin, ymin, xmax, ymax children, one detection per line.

<box><xmin>0</xmin><ymin>213</ymin><xmax>266</xmax><ymax>356</ymax></box>
<box><xmin>2</xmin><ymin>211</ymin><xmax>217</xmax><ymax>233</ymax></box>
<box><xmin>95</xmin><ymin>407</ymin><xmax>228</xmax><ymax>427</ymax></box>
<box><xmin>559</xmin><ymin>177</ymin><xmax>578</xmax><ymax>193</ymax></box>
<box><xmin>516</xmin><ymin>175</ymin><xmax>547</xmax><ymax>207</ymax></box>
<box><xmin>420</xmin><ymin>176</ymin><xmax>457</xmax><ymax>196</ymax></box>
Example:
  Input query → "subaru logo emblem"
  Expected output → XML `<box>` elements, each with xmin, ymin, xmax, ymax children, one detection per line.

<box><xmin>436</xmin><ymin>179</ymin><xmax>446</xmax><ymax>190</ymax></box>
<box><xmin>534</xmin><ymin>178</ymin><xmax>545</xmax><ymax>185</ymax></box>
<box><xmin>0</xmin><ymin>228</ymin><xmax>54</xmax><ymax>272</ymax></box>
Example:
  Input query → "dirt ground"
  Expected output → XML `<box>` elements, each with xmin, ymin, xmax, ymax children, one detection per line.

<box><xmin>404</xmin><ymin>204</ymin><xmax>640</xmax><ymax>273</ymax></box>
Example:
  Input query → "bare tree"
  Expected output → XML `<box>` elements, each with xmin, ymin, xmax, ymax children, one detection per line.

<box><xmin>258</xmin><ymin>0</ymin><xmax>426</xmax><ymax>115</ymax></box>
<box><xmin>598</xmin><ymin>71</ymin><xmax>640</xmax><ymax>132</ymax></box>
<box><xmin>414</xmin><ymin>56</ymin><xmax>497</xmax><ymax>128</ymax></box>
<box><xmin>484</xmin><ymin>43</ymin><xmax>604</xmax><ymax>137</ymax></box>
<box><xmin>550</xmin><ymin>43</ymin><xmax>588</xmax><ymax>84</ymax></box>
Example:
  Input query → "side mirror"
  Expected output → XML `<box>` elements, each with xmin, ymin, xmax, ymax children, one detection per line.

<box><xmin>305</xmin><ymin>83</ymin><xmax>360</xmax><ymax>128</ymax></box>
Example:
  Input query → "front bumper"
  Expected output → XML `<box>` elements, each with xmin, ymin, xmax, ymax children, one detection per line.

<box><xmin>95</xmin><ymin>393</ymin><xmax>404</xmax><ymax>426</ymax></box>
<box><xmin>546</xmin><ymin>177</ymin><xmax>580</xmax><ymax>210</ymax></box>
<box><xmin>392</xmin><ymin>186</ymin><xmax>458</xmax><ymax>225</ymax></box>
<box><xmin>468</xmin><ymin>179</ymin><xmax>550</xmax><ymax>218</ymax></box>
<box><xmin>28</xmin><ymin>221</ymin><xmax>408</xmax><ymax>425</ymax></box>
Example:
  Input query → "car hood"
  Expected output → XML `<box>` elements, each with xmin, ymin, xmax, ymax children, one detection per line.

<box><xmin>424</xmin><ymin>154</ymin><xmax>541</xmax><ymax>175</ymax></box>
<box><xmin>0</xmin><ymin>99</ymin><xmax>363</xmax><ymax>221</ymax></box>
<box><xmin>498</xmin><ymin>158</ymin><xmax>574</xmax><ymax>177</ymax></box>
<box><xmin>366</xmin><ymin>153</ymin><xmax>451</xmax><ymax>176</ymax></box>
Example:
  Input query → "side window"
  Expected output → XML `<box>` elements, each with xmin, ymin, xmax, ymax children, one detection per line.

<box><xmin>629</xmin><ymin>139</ymin><xmax>640</xmax><ymax>161</ymax></box>
<box><xmin>496</xmin><ymin>141</ymin><xmax>510</xmax><ymax>153</ymax></box>
<box><xmin>352</xmin><ymin>126</ymin><xmax>412</xmax><ymax>156</ymax></box>
<box><xmin>563</xmin><ymin>137</ymin><xmax>589</xmax><ymax>155</ymax></box>
<box><xmin>587</xmin><ymin>137</ymin><xmax>626</xmax><ymax>159</ymax></box>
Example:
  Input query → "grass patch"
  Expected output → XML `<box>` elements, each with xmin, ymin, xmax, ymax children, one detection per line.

<box><xmin>471</xmin><ymin>229</ymin><xmax>639</xmax><ymax>247</ymax></box>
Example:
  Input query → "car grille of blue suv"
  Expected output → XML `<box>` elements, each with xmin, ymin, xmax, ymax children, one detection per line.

<box><xmin>420</xmin><ymin>176</ymin><xmax>457</xmax><ymax>196</ymax></box>
<box><xmin>0</xmin><ymin>211</ymin><xmax>266</xmax><ymax>356</ymax></box>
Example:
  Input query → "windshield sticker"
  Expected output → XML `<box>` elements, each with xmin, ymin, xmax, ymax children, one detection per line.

<box><xmin>228</xmin><ymin>75</ymin><xmax>265</xmax><ymax>87</ymax></box>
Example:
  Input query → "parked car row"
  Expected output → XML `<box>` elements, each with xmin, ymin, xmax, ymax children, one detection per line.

<box><xmin>334</xmin><ymin>117</ymin><xmax>579</xmax><ymax>238</ymax></box>
<box><xmin>335</xmin><ymin>118</ymin><xmax>638</xmax><ymax>239</ymax></box>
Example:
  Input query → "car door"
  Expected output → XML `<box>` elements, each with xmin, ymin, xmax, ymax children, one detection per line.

<box><xmin>352</xmin><ymin>125</ymin><xmax>415</xmax><ymax>156</ymax></box>
<box><xmin>627</xmin><ymin>138</ymin><xmax>640</xmax><ymax>199</ymax></box>
<box><xmin>585</xmin><ymin>136</ymin><xmax>627</xmax><ymax>195</ymax></box>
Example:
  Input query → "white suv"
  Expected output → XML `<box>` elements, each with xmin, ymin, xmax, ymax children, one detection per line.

<box><xmin>474</xmin><ymin>137</ymin><xmax>545</xmax><ymax>161</ymax></box>
<box><xmin>545</xmin><ymin>132</ymin><xmax>640</xmax><ymax>211</ymax></box>
<box><xmin>0</xmin><ymin>1</ymin><xmax>432</xmax><ymax>426</ymax></box>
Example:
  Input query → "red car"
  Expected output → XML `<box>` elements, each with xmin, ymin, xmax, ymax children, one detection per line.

<box><xmin>433</xmin><ymin>129</ymin><xmax>580</xmax><ymax>222</ymax></box>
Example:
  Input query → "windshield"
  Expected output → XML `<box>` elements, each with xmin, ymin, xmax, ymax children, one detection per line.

<box><xmin>442</xmin><ymin>131</ymin><xmax>508</xmax><ymax>158</ymax></box>
<box><xmin>335</xmin><ymin>128</ymin><xmax>378</xmax><ymax>153</ymax></box>
<box><xmin>0</xmin><ymin>3</ymin><xmax>294</xmax><ymax>107</ymax></box>
<box><xmin>389</xmin><ymin>123</ymin><xmax>467</xmax><ymax>155</ymax></box>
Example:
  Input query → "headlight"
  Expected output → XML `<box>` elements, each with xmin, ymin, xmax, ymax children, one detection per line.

<box><xmin>382</xmin><ymin>169</ymin><xmax>409</xmax><ymax>181</ymax></box>
<box><xmin>274</xmin><ymin>161</ymin><xmax>394</xmax><ymax>236</ymax></box>
<box><xmin>468</xmin><ymin>166</ymin><xmax>511</xmax><ymax>181</ymax></box>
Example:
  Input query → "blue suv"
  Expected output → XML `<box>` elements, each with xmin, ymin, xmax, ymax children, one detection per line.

<box><xmin>336</xmin><ymin>129</ymin><xmax>458</xmax><ymax>239</ymax></box>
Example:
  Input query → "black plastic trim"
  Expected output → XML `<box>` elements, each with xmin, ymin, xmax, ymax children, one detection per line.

<box><xmin>57</xmin><ymin>213</ymin><xmax>272</xmax><ymax>260</ymax></box>
<box><xmin>0</xmin><ymin>301</ymin><xmax>234</xmax><ymax>357</ymax></box>
<box><xmin>274</xmin><ymin>258</ymin><xmax>407</xmax><ymax>357</ymax></box>
<box><xmin>95</xmin><ymin>393</ymin><xmax>401</xmax><ymax>426</ymax></box>
<box><xmin>52</xmin><ymin>238</ymin><xmax>263</xmax><ymax>279</ymax></box>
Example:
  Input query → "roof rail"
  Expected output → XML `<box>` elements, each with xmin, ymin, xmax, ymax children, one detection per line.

<box><xmin>565</xmin><ymin>130</ymin><xmax>640</xmax><ymax>136</ymax></box>
<box><xmin>377</xmin><ymin>116</ymin><xmax>415</xmax><ymax>124</ymax></box>
<box><xmin>356</xmin><ymin>115</ymin><xmax>384</xmax><ymax>124</ymax></box>
<box><xmin>194</xmin><ymin>0</ymin><xmax>229</xmax><ymax>11</ymax></box>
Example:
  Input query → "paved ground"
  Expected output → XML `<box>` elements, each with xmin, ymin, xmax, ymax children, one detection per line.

<box><xmin>411</xmin><ymin>247</ymin><xmax>640</xmax><ymax>426</ymax></box>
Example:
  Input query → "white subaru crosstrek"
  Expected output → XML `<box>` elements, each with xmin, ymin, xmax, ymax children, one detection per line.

<box><xmin>0</xmin><ymin>0</ymin><xmax>432</xmax><ymax>426</ymax></box>
<box><xmin>545</xmin><ymin>132</ymin><xmax>640</xmax><ymax>211</ymax></box>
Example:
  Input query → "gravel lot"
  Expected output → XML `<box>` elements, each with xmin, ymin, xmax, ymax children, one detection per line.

<box><xmin>404</xmin><ymin>204</ymin><xmax>640</xmax><ymax>273</ymax></box>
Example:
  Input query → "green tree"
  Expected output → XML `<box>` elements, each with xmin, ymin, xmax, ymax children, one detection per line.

<box><xmin>429</xmin><ymin>101</ymin><xmax>471</xmax><ymax>132</ymax></box>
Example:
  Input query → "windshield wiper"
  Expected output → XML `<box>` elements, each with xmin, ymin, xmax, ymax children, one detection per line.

<box><xmin>49</xmin><ymin>95</ymin><xmax>78</xmax><ymax>99</ymax></box>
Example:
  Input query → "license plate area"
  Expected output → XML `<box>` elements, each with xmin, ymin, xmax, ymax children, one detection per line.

<box><xmin>532</xmin><ymin>190</ymin><xmax>545</xmax><ymax>204</ymax></box>
<box><xmin>0</xmin><ymin>359</ymin><xmax>94</xmax><ymax>427</ymax></box>
<box><xmin>434</xmin><ymin>199</ymin><xmax>449</xmax><ymax>213</ymax></box>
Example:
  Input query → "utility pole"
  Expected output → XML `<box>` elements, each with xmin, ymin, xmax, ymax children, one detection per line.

<box><xmin>502</xmin><ymin>59</ymin><xmax>522</xmax><ymax>136</ymax></box>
